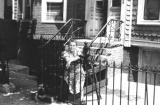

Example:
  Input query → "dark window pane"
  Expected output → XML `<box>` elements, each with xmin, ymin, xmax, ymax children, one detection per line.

<box><xmin>112</xmin><ymin>0</ymin><xmax>121</xmax><ymax>7</ymax></box>
<box><xmin>47</xmin><ymin>2</ymin><xmax>63</xmax><ymax>21</ymax></box>
<box><xmin>96</xmin><ymin>1</ymin><xmax>103</xmax><ymax>13</ymax></box>
<box><xmin>144</xmin><ymin>0</ymin><xmax>160</xmax><ymax>20</ymax></box>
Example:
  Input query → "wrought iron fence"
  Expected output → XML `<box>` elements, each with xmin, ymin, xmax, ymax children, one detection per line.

<box><xmin>37</xmin><ymin>57</ymin><xmax>160</xmax><ymax>105</ymax></box>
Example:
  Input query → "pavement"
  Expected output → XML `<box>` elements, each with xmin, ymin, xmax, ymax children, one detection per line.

<box><xmin>0</xmin><ymin>63</ymin><xmax>48</xmax><ymax>105</ymax></box>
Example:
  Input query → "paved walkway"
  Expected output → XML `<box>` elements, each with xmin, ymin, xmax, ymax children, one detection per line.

<box><xmin>84</xmin><ymin>69</ymin><xmax>160</xmax><ymax>105</ymax></box>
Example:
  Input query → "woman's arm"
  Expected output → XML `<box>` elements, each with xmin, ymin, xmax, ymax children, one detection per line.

<box><xmin>62</xmin><ymin>51</ymin><xmax>80</xmax><ymax>68</ymax></box>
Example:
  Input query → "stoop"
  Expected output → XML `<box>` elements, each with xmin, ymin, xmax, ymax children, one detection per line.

<box><xmin>9</xmin><ymin>64</ymin><xmax>29</xmax><ymax>75</ymax></box>
<box><xmin>75</xmin><ymin>38</ymin><xmax>124</xmax><ymax>67</ymax></box>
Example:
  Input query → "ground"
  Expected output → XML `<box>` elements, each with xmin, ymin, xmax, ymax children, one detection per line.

<box><xmin>0</xmin><ymin>64</ymin><xmax>50</xmax><ymax>105</ymax></box>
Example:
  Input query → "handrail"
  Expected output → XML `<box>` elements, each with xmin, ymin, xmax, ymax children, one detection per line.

<box><xmin>42</xmin><ymin>18</ymin><xmax>83</xmax><ymax>47</ymax></box>
<box><xmin>71</xmin><ymin>27</ymin><xmax>82</xmax><ymax>35</ymax></box>
<box><xmin>87</xmin><ymin>19</ymin><xmax>123</xmax><ymax>65</ymax></box>
<box><xmin>64</xmin><ymin>21</ymin><xmax>74</xmax><ymax>39</ymax></box>
<box><xmin>63</xmin><ymin>27</ymin><xmax>83</xmax><ymax>46</ymax></box>
<box><xmin>42</xmin><ymin>18</ymin><xmax>73</xmax><ymax>47</ymax></box>
<box><xmin>89</xmin><ymin>19</ymin><xmax>123</xmax><ymax>47</ymax></box>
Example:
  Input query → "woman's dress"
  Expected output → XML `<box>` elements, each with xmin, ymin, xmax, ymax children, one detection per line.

<box><xmin>62</xmin><ymin>48</ymin><xmax>85</xmax><ymax>94</ymax></box>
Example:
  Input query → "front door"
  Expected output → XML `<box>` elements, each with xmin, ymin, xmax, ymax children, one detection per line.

<box><xmin>85</xmin><ymin>0</ymin><xmax>107</xmax><ymax>38</ymax></box>
<box><xmin>107</xmin><ymin>0</ymin><xmax>121</xmax><ymax>20</ymax></box>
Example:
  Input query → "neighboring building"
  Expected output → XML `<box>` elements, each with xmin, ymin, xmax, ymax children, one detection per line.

<box><xmin>121</xmin><ymin>0</ymin><xmax>160</xmax><ymax>82</ymax></box>
<box><xmin>122</xmin><ymin>0</ymin><xmax>160</xmax><ymax>67</ymax></box>
<box><xmin>12</xmin><ymin>0</ymin><xmax>86</xmax><ymax>38</ymax></box>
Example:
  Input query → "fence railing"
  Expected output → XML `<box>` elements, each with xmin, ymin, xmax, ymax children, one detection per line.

<box><xmin>36</xmin><ymin>58</ymin><xmax>160</xmax><ymax>105</ymax></box>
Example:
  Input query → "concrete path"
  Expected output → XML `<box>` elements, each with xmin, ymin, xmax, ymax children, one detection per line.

<box><xmin>84</xmin><ymin>69</ymin><xmax>160</xmax><ymax>105</ymax></box>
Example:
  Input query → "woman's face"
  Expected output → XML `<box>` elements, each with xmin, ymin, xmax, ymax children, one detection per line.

<box><xmin>69</xmin><ymin>42</ymin><xmax>76</xmax><ymax>52</ymax></box>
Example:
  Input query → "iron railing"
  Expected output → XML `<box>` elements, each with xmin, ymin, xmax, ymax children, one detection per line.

<box><xmin>42</xmin><ymin>18</ymin><xmax>85</xmax><ymax>48</ymax></box>
<box><xmin>36</xmin><ymin>18</ymin><xmax>85</xmax><ymax>102</ymax></box>
<box><xmin>36</xmin><ymin>19</ymin><xmax>125</xmax><ymax>105</ymax></box>
<box><xmin>36</xmin><ymin>58</ymin><xmax>160</xmax><ymax>105</ymax></box>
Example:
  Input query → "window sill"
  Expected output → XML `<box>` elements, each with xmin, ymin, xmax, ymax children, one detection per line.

<box><xmin>137</xmin><ymin>20</ymin><xmax>160</xmax><ymax>26</ymax></box>
<box><xmin>41</xmin><ymin>20</ymin><xmax>66</xmax><ymax>23</ymax></box>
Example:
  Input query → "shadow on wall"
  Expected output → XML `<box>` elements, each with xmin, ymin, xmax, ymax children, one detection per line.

<box><xmin>0</xmin><ymin>19</ymin><xmax>19</xmax><ymax>60</ymax></box>
<box><xmin>33</xmin><ymin>0</ymin><xmax>41</xmax><ymax>4</ymax></box>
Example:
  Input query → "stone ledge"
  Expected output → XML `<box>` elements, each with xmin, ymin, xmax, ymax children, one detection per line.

<box><xmin>9</xmin><ymin>64</ymin><xmax>29</xmax><ymax>75</ymax></box>
<box><xmin>0</xmin><ymin>82</ymin><xmax>16</xmax><ymax>93</ymax></box>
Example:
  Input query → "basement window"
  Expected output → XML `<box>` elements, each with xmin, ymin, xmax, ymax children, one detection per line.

<box><xmin>41</xmin><ymin>0</ymin><xmax>67</xmax><ymax>23</ymax></box>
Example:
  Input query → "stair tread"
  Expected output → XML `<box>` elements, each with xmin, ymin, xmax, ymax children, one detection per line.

<box><xmin>9</xmin><ymin>64</ymin><xmax>29</xmax><ymax>75</ymax></box>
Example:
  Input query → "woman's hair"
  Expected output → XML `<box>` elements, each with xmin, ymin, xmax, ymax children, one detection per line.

<box><xmin>68</xmin><ymin>39</ymin><xmax>77</xmax><ymax>46</ymax></box>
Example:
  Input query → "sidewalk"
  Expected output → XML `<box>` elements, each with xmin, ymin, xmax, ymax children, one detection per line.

<box><xmin>0</xmin><ymin>63</ymin><xmax>45</xmax><ymax>105</ymax></box>
<box><xmin>84</xmin><ymin>69</ymin><xmax>160</xmax><ymax>105</ymax></box>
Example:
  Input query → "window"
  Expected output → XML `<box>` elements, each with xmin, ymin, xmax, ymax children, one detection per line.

<box><xmin>41</xmin><ymin>0</ymin><xmax>67</xmax><ymax>23</ymax></box>
<box><xmin>112</xmin><ymin>0</ymin><xmax>121</xmax><ymax>7</ymax></box>
<box><xmin>96</xmin><ymin>1</ymin><xmax>104</xmax><ymax>13</ymax></box>
<box><xmin>137</xmin><ymin>0</ymin><xmax>160</xmax><ymax>25</ymax></box>
<box><xmin>12</xmin><ymin>0</ymin><xmax>32</xmax><ymax>20</ymax></box>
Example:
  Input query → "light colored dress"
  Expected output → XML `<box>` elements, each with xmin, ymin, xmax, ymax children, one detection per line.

<box><xmin>62</xmin><ymin>48</ymin><xmax>85</xmax><ymax>94</ymax></box>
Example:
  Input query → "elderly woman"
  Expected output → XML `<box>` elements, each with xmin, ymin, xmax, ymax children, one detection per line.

<box><xmin>62</xmin><ymin>40</ymin><xmax>85</xmax><ymax>101</ymax></box>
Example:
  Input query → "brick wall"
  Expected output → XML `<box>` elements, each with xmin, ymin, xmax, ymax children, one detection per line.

<box><xmin>32</xmin><ymin>0</ymin><xmax>85</xmax><ymax>37</ymax></box>
<box><xmin>104</xmin><ymin>46</ymin><xmax>123</xmax><ymax>67</ymax></box>
<box><xmin>32</xmin><ymin>1</ymin><xmax>59</xmax><ymax>36</ymax></box>
<box><xmin>123</xmin><ymin>46</ymin><xmax>139</xmax><ymax>66</ymax></box>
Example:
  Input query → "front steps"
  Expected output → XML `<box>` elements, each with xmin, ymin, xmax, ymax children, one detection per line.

<box><xmin>75</xmin><ymin>37</ymin><xmax>123</xmax><ymax>67</ymax></box>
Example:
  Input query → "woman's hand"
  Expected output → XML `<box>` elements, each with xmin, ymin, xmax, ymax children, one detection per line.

<box><xmin>66</xmin><ymin>56</ymin><xmax>80</xmax><ymax>68</ymax></box>
<box><xmin>66</xmin><ymin>60</ymin><xmax>71</xmax><ymax>69</ymax></box>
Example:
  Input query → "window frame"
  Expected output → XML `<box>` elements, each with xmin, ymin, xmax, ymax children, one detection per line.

<box><xmin>41</xmin><ymin>0</ymin><xmax>67</xmax><ymax>23</ymax></box>
<box><xmin>110</xmin><ymin>0</ymin><xmax>121</xmax><ymax>11</ymax></box>
<box><xmin>137</xmin><ymin>0</ymin><xmax>160</xmax><ymax>25</ymax></box>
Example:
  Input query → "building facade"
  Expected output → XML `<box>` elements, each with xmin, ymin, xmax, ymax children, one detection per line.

<box><xmin>11</xmin><ymin>0</ymin><xmax>160</xmax><ymax>75</ymax></box>
<box><xmin>122</xmin><ymin>0</ymin><xmax>160</xmax><ymax>67</ymax></box>
<box><xmin>121</xmin><ymin>0</ymin><xmax>160</xmax><ymax>83</ymax></box>
<box><xmin>12</xmin><ymin>0</ymin><xmax>86</xmax><ymax>39</ymax></box>
<box><xmin>11</xmin><ymin>0</ymin><xmax>123</xmax><ymax>71</ymax></box>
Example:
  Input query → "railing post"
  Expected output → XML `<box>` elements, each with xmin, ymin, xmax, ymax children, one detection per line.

<box><xmin>153</xmin><ymin>68</ymin><xmax>156</xmax><ymax>105</ymax></box>
<box><xmin>128</xmin><ymin>64</ymin><xmax>131</xmax><ymax>105</ymax></box>
<box><xmin>144</xmin><ymin>66</ymin><xmax>148</xmax><ymax>105</ymax></box>
<box><xmin>112</xmin><ymin>61</ymin><xmax>115</xmax><ymax>105</ymax></box>
<box><xmin>120</xmin><ymin>62</ymin><xmax>123</xmax><ymax>105</ymax></box>
<box><xmin>136</xmin><ymin>65</ymin><xmax>139</xmax><ymax>105</ymax></box>
<box><xmin>105</xmin><ymin>60</ymin><xmax>108</xmax><ymax>105</ymax></box>
<box><xmin>40</xmin><ymin>36</ymin><xmax>45</xmax><ymax>88</ymax></box>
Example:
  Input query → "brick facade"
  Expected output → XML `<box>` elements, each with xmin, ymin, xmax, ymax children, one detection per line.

<box><xmin>32</xmin><ymin>0</ymin><xmax>85</xmax><ymax>38</ymax></box>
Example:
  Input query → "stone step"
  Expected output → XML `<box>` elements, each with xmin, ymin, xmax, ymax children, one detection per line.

<box><xmin>75</xmin><ymin>38</ymin><xmax>123</xmax><ymax>67</ymax></box>
<box><xmin>75</xmin><ymin>37</ymin><xmax>122</xmax><ymax>48</ymax></box>
<box><xmin>9</xmin><ymin>64</ymin><xmax>30</xmax><ymax>75</ymax></box>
